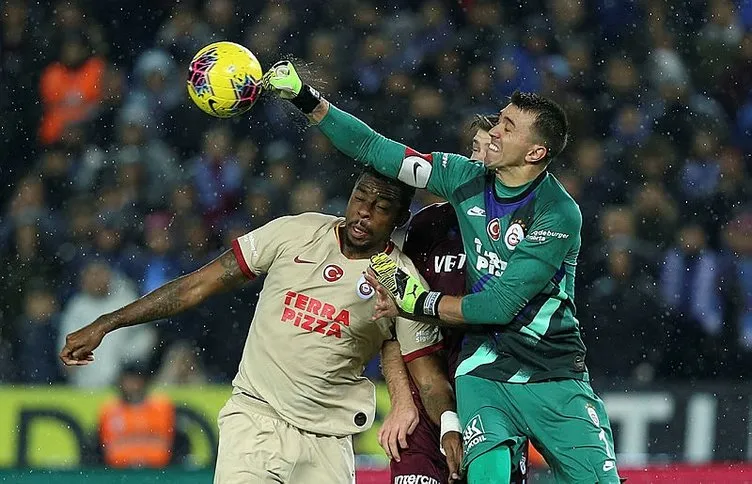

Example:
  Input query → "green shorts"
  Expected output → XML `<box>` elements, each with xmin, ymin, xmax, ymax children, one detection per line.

<box><xmin>456</xmin><ymin>375</ymin><xmax>620</xmax><ymax>483</ymax></box>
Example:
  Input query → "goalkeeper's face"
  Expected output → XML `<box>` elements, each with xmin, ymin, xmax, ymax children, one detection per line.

<box><xmin>485</xmin><ymin>104</ymin><xmax>546</xmax><ymax>170</ymax></box>
<box><xmin>344</xmin><ymin>174</ymin><xmax>408</xmax><ymax>253</ymax></box>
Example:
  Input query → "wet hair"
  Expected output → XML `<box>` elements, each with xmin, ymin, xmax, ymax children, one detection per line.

<box><xmin>510</xmin><ymin>90</ymin><xmax>569</xmax><ymax>163</ymax></box>
<box><xmin>355</xmin><ymin>167</ymin><xmax>415</xmax><ymax>212</ymax></box>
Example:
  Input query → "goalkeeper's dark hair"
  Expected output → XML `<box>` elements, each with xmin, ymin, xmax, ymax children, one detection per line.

<box><xmin>510</xmin><ymin>90</ymin><xmax>569</xmax><ymax>164</ymax></box>
<box><xmin>356</xmin><ymin>167</ymin><xmax>415</xmax><ymax>212</ymax></box>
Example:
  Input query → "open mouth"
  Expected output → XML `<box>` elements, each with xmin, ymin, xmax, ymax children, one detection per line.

<box><xmin>349</xmin><ymin>223</ymin><xmax>370</xmax><ymax>240</ymax></box>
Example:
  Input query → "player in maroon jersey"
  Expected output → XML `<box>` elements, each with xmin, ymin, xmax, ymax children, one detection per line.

<box><xmin>381</xmin><ymin>114</ymin><xmax>529</xmax><ymax>484</ymax></box>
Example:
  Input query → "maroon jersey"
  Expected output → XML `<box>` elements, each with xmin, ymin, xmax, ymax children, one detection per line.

<box><xmin>402</xmin><ymin>203</ymin><xmax>466</xmax><ymax>377</ymax></box>
<box><xmin>390</xmin><ymin>203</ymin><xmax>464</xmax><ymax>484</ymax></box>
<box><xmin>393</xmin><ymin>203</ymin><xmax>527</xmax><ymax>484</ymax></box>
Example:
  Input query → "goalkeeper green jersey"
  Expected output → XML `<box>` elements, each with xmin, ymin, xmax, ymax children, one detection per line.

<box><xmin>319</xmin><ymin>105</ymin><xmax>588</xmax><ymax>383</ymax></box>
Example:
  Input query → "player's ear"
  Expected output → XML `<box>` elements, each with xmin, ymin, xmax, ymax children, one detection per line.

<box><xmin>526</xmin><ymin>144</ymin><xmax>547</xmax><ymax>164</ymax></box>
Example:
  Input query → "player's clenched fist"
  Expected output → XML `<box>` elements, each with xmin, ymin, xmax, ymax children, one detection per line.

<box><xmin>59</xmin><ymin>319</ymin><xmax>107</xmax><ymax>366</ymax></box>
<box><xmin>263</xmin><ymin>60</ymin><xmax>324</xmax><ymax>115</ymax></box>
<box><xmin>263</xmin><ymin>60</ymin><xmax>303</xmax><ymax>99</ymax></box>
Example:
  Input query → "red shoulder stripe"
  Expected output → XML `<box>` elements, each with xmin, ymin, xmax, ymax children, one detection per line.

<box><xmin>231</xmin><ymin>239</ymin><xmax>256</xmax><ymax>280</ymax></box>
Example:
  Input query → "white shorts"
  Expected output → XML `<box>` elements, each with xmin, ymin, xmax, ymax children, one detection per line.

<box><xmin>214</xmin><ymin>393</ymin><xmax>355</xmax><ymax>484</ymax></box>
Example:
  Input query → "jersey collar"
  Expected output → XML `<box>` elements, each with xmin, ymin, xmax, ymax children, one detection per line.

<box><xmin>487</xmin><ymin>170</ymin><xmax>547</xmax><ymax>204</ymax></box>
<box><xmin>335</xmin><ymin>222</ymin><xmax>395</xmax><ymax>259</ymax></box>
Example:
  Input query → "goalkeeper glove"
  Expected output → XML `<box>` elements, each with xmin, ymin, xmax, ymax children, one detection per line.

<box><xmin>263</xmin><ymin>60</ymin><xmax>322</xmax><ymax>114</ymax></box>
<box><xmin>369</xmin><ymin>253</ymin><xmax>444</xmax><ymax>317</ymax></box>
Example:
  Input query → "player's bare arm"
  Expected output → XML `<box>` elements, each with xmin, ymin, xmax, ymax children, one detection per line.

<box><xmin>405</xmin><ymin>351</ymin><xmax>463</xmax><ymax>482</ymax></box>
<box><xmin>60</xmin><ymin>250</ymin><xmax>247</xmax><ymax>365</ymax></box>
<box><xmin>379</xmin><ymin>340</ymin><xmax>419</xmax><ymax>462</ymax></box>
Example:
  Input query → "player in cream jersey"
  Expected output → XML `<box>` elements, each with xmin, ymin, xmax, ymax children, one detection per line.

<box><xmin>231</xmin><ymin>210</ymin><xmax>442</xmax><ymax>437</ymax></box>
<box><xmin>60</xmin><ymin>168</ymin><xmax>462</xmax><ymax>484</ymax></box>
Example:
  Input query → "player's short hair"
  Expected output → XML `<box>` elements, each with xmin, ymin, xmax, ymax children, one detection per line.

<box><xmin>470</xmin><ymin>113</ymin><xmax>500</xmax><ymax>133</ymax></box>
<box><xmin>355</xmin><ymin>167</ymin><xmax>415</xmax><ymax>212</ymax></box>
<box><xmin>510</xmin><ymin>90</ymin><xmax>569</xmax><ymax>164</ymax></box>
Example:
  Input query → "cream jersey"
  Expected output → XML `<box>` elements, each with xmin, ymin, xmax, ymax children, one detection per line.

<box><xmin>231</xmin><ymin>212</ymin><xmax>443</xmax><ymax>437</ymax></box>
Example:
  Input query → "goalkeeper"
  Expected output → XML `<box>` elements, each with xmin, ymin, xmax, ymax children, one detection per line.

<box><xmin>265</xmin><ymin>62</ymin><xmax>621</xmax><ymax>484</ymax></box>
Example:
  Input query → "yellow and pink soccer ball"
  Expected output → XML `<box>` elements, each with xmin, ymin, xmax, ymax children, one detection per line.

<box><xmin>187</xmin><ymin>41</ymin><xmax>263</xmax><ymax>118</ymax></box>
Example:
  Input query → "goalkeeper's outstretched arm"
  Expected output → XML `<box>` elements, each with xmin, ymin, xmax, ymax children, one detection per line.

<box><xmin>264</xmin><ymin>61</ymin><xmax>414</xmax><ymax>182</ymax></box>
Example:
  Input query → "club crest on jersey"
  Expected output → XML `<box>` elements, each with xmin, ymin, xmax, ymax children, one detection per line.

<box><xmin>586</xmin><ymin>403</ymin><xmax>600</xmax><ymax>427</ymax></box>
<box><xmin>356</xmin><ymin>274</ymin><xmax>374</xmax><ymax>300</ymax></box>
<box><xmin>487</xmin><ymin>218</ymin><xmax>501</xmax><ymax>241</ymax></box>
<box><xmin>504</xmin><ymin>219</ymin><xmax>527</xmax><ymax>250</ymax></box>
<box><xmin>323</xmin><ymin>264</ymin><xmax>344</xmax><ymax>283</ymax></box>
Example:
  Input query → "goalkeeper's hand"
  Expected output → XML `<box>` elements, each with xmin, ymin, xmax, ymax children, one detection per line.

<box><xmin>367</xmin><ymin>253</ymin><xmax>443</xmax><ymax>318</ymax></box>
<box><xmin>263</xmin><ymin>60</ymin><xmax>302</xmax><ymax>99</ymax></box>
<box><xmin>263</xmin><ymin>60</ymin><xmax>322</xmax><ymax>114</ymax></box>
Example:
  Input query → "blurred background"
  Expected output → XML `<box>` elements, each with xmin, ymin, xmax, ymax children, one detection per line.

<box><xmin>1</xmin><ymin>0</ymin><xmax>751</xmax><ymax>482</ymax></box>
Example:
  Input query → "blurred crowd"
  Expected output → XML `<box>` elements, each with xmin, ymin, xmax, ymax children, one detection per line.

<box><xmin>0</xmin><ymin>0</ymin><xmax>750</xmax><ymax>389</ymax></box>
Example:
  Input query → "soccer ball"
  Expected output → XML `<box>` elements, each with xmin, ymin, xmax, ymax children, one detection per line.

<box><xmin>187</xmin><ymin>41</ymin><xmax>263</xmax><ymax>118</ymax></box>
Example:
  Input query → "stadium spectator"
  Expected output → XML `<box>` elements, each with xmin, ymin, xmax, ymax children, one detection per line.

<box><xmin>39</xmin><ymin>32</ymin><xmax>106</xmax><ymax>145</ymax></box>
<box><xmin>190</xmin><ymin>126</ymin><xmax>243</xmax><ymax>228</ymax></box>
<box><xmin>157</xmin><ymin>7</ymin><xmax>212</xmax><ymax>64</ymax></box>
<box><xmin>37</xmin><ymin>145</ymin><xmax>74</xmax><ymax>211</ymax></box>
<box><xmin>154</xmin><ymin>341</ymin><xmax>208</xmax><ymax>386</ymax></box>
<box><xmin>705</xmin><ymin>146</ymin><xmax>751</xmax><ymax>242</ymax></box>
<box><xmin>178</xmin><ymin>216</ymin><xmax>217</xmax><ymax>272</ymax></box>
<box><xmin>571</xmin><ymin>138</ymin><xmax>626</xmax><ymax>206</ymax></box>
<box><xmin>583</xmin><ymin>244</ymin><xmax>669</xmax><ymax>384</ymax></box>
<box><xmin>1</xmin><ymin>221</ymin><xmax>59</xmax><ymax>326</ymax></box>
<box><xmin>59</xmin><ymin>260</ymin><xmax>154</xmax><ymax>387</ymax></box>
<box><xmin>259</xmin><ymin>139</ymin><xmax>297</xmax><ymax>195</ymax></box>
<box><xmin>583</xmin><ymin>206</ymin><xmax>659</xmax><ymax>291</ymax></box>
<box><xmin>660</xmin><ymin>223</ymin><xmax>736</xmax><ymax>377</ymax></box>
<box><xmin>140</xmin><ymin>213</ymin><xmax>183</xmax><ymax>295</ymax></box>
<box><xmin>77</xmin><ymin>213</ymin><xmax>143</xmax><ymax>284</ymax></box>
<box><xmin>45</xmin><ymin>0</ymin><xmax>108</xmax><ymax>58</ymax></box>
<box><xmin>660</xmin><ymin>224</ymin><xmax>727</xmax><ymax>335</ymax></box>
<box><xmin>723</xmin><ymin>211</ymin><xmax>752</xmax><ymax>351</ymax></box>
<box><xmin>631</xmin><ymin>182</ymin><xmax>680</xmax><ymax>251</ymax></box>
<box><xmin>289</xmin><ymin>180</ymin><xmax>326</xmax><ymax>214</ymax></box>
<box><xmin>1</xmin><ymin>0</ymin><xmax>45</xmax><ymax>184</ymax></box>
<box><xmin>204</xmin><ymin>0</ymin><xmax>242</xmax><ymax>42</ymax></box>
<box><xmin>110</xmin><ymin>106</ymin><xmax>180</xmax><ymax>209</ymax></box>
<box><xmin>124</xmin><ymin>49</ymin><xmax>183</xmax><ymax>137</ymax></box>
<box><xmin>89</xmin><ymin>64</ymin><xmax>128</xmax><ymax>148</ymax></box>
<box><xmin>97</xmin><ymin>363</ymin><xmax>178</xmax><ymax>468</ymax></box>
<box><xmin>15</xmin><ymin>281</ymin><xmax>63</xmax><ymax>384</ymax></box>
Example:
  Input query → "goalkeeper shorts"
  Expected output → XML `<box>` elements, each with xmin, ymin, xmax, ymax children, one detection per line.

<box><xmin>456</xmin><ymin>375</ymin><xmax>621</xmax><ymax>483</ymax></box>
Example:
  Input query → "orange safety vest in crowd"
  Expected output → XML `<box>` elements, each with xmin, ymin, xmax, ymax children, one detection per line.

<box><xmin>98</xmin><ymin>395</ymin><xmax>176</xmax><ymax>468</ymax></box>
<box><xmin>38</xmin><ymin>56</ymin><xmax>105</xmax><ymax>145</ymax></box>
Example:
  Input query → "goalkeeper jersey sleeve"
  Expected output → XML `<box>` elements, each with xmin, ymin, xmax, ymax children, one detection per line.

<box><xmin>318</xmin><ymin>105</ymin><xmax>483</xmax><ymax>199</ymax></box>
